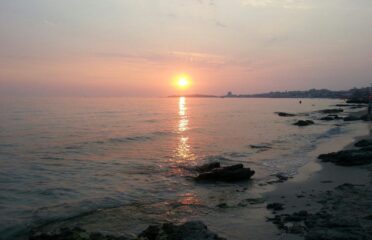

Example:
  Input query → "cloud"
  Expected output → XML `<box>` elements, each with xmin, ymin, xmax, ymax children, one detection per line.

<box><xmin>96</xmin><ymin>51</ymin><xmax>232</xmax><ymax>68</ymax></box>
<box><xmin>241</xmin><ymin>0</ymin><xmax>313</xmax><ymax>9</ymax></box>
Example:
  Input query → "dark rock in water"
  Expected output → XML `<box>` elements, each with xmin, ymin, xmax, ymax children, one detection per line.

<box><xmin>319</xmin><ymin>108</ymin><xmax>344</xmax><ymax>114</ymax></box>
<box><xmin>320</xmin><ymin>116</ymin><xmax>335</xmax><ymax>121</ymax></box>
<box><xmin>320</xmin><ymin>115</ymin><xmax>341</xmax><ymax>121</ymax></box>
<box><xmin>275</xmin><ymin>173</ymin><xmax>290</xmax><ymax>182</ymax></box>
<box><xmin>250</xmin><ymin>144</ymin><xmax>271</xmax><ymax>149</ymax></box>
<box><xmin>344</xmin><ymin>114</ymin><xmax>369</xmax><ymax>121</ymax></box>
<box><xmin>30</xmin><ymin>227</ymin><xmax>129</xmax><ymax>240</ymax></box>
<box><xmin>344</xmin><ymin>115</ymin><xmax>362</xmax><ymax>121</ymax></box>
<box><xmin>276</xmin><ymin>112</ymin><xmax>296</xmax><ymax>117</ymax></box>
<box><xmin>30</xmin><ymin>222</ymin><xmax>225</xmax><ymax>240</ymax></box>
<box><xmin>318</xmin><ymin>149</ymin><xmax>372</xmax><ymax>166</ymax></box>
<box><xmin>350</xmin><ymin>105</ymin><xmax>366</xmax><ymax>109</ymax></box>
<box><xmin>217</xmin><ymin>203</ymin><xmax>229</xmax><ymax>208</ymax></box>
<box><xmin>336</xmin><ymin>104</ymin><xmax>366</xmax><ymax>108</ymax></box>
<box><xmin>294</xmin><ymin>120</ymin><xmax>314</xmax><ymax>126</ymax></box>
<box><xmin>267</xmin><ymin>203</ymin><xmax>284</xmax><ymax>211</ymax></box>
<box><xmin>139</xmin><ymin>221</ymin><xmax>226</xmax><ymax>240</ymax></box>
<box><xmin>354</xmin><ymin>139</ymin><xmax>372</xmax><ymax>148</ymax></box>
<box><xmin>194</xmin><ymin>162</ymin><xmax>221</xmax><ymax>173</ymax></box>
<box><xmin>195</xmin><ymin>164</ymin><xmax>255</xmax><ymax>182</ymax></box>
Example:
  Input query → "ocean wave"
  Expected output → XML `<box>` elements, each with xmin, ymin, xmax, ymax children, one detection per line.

<box><xmin>63</xmin><ymin>131</ymin><xmax>174</xmax><ymax>151</ymax></box>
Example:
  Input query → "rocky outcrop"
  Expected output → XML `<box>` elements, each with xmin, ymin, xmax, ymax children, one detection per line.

<box><xmin>354</xmin><ymin>139</ymin><xmax>372</xmax><ymax>147</ymax></box>
<box><xmin>276</xmin><ymin>112</ymin><xmax>296</xmax><ymax>117</ymax></box>
<box><xmin>195</xmin><ymin>164</ymin><xmax>255</xmax><ymax>182</ymax></box>
<box><xmin>344</xmin><ymin>114</ymin><xmax>369</xmax><ymax>122</ymax></box>
<box><xmin>319</xmin><ymin>109</ymin><xmax>344</xmax><ymax>114</ymax></box>
<box><xmin>318</xmin><ymin>149</ymin><xmax>372</xmax><ymax>166</ymax></box>
<box><xmin>139</xmin><ymin>221</ymin><xmax>226</xmax><ymax>240</ymax></box>
<box><xmin>320</xmin><ymin>115</ymin><xmax>341</xmax><ymax>121</ymax></box>
<box><xmin>250</xmin><ymin>144</ymin><xmax>271</xmax><ymax>149</ymax></box>
<box><xmin>30</xmin><ymin>227</ymin><xmax>130</xmax><ymax>240</ymax></box>
<box><xmin>194</xmin><ymin>162</ymin><xmax>221</xmax><ymax>173</ymax></box>
<box><xmin>267</xmin><ymin>203</ymin><xmax>284</xmax><ymax>211</ymax></box>
<box><xmin>267</xmin><ymin>183</ymin><xmax>372</xmax><ymax>240</ymax></box>
<box><xmin>30</xmin><ymin>222</ymin><xmax>226</xmax><ymax>240</ymax></box>
<box><xmin>293</xmin><ymin>120</ymin><xmax>314</xmax><ymax>126</ymax></box>
<box><xmin>344</xmin><ymin>115</ymin><xmax>362</xmax><ymax>121</ymax></box>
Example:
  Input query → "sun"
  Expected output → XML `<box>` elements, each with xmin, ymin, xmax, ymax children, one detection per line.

<box><xmin>176</xmin><ymin>75</ymin><xmax>190</xmax><ymax>89</ymax></box>
<box><xmin>178</xmin><ymin>77</ymin><xmax>189</xmax><ymax>88</ymax></box>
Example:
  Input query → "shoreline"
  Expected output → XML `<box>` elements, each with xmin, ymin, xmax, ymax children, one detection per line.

<box><xmin>19</xmin><ymin>106</ymin><xmax>372</xmax><ymax>240</ymax></box>
<box><xmin>264</xmin><ymin>109</ymin><xmax>372</xmax><ymax>239</ymax></box>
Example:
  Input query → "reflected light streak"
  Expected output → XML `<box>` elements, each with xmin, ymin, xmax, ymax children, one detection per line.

<box><xmin>179</xmin><ymin>96</ymin><xmax>186</xmax><ymax>116</ymax></box>
<box><xmin>175</xmin><ymin>97</ymin><xmax>195</xmax><ymax>162</ymax></box>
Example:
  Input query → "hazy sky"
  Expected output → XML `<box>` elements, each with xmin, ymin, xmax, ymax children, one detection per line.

<box><xmin>0</xmin><ymin>0</ymin><xmax>371</xmax><ymax>96</ymax></box>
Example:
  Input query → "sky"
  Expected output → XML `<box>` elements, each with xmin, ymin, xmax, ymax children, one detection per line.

<box><xmin>0</xmin><ymin>0</ymin><xmax>371</xmax><ymax>96</ymax></box>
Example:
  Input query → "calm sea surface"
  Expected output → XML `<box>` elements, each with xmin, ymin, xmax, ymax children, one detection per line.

<box><xmin>0</xmin><ymin>97</ymin><xmax>366</xmax><ymax>239</ymax></box>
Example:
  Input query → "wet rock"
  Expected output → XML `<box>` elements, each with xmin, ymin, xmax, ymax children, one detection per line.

<box><xmin>288</xmin><ymin>223</ymin><xmax>306</xmax><ymax>234</ymax></box>
<box><xmin>335</xmin><ymin>104</ymin><xmax>366</xmax><ymax>108</ymax></box>
<box><xmin>249</xmin><ymin>144</ymin><xmax>271</xmax><ymax>149</ymax></box>
<box><xmin>267</xmin><ymin>203</ymin><xmax>284</xmax><ymax>211</ymax></box>
<box><xmin>320</xmin><ymin>180</ymin><xmax>333</xmax><ymax>184</ymax></box>
<box><xmin>194</xmin><ymin>162</ymin><xmax>221</xmax><ymax>173</ymax></box>
<box><xmin>320</xmin><ymin>115</ymin><xmax>341</xmax><ymax>121</ymax></box>
<box><xmin>305</xmin><ymin>230</ymin><xmax>361</xmax><ymax>240</ymax></box>
<box><xmin>294</xmin><ymin>120</ymin><xmax>314</xmax><ymax>126</ymax></box>
<box><xmin>195</xmin><ymin>164</ymin><xmax>255</xmax><ymax>182</ymax></box>
<box><xmin>239</xmin><ymin>198</ymin><xmax>265</xmax><ymax>206</ymax></box>
<box><xmin>276</xmin><ymin>112</ymin><xmax>296</xmax><ymax>117</ymax></box>
<box><xmin>344</xmin><ymin>115</ymin><xmax>362</xmax><ymax>121</ymax></box>
<box><xmin>319</xmin><ymin>109</ymin><xmax>344</xmax><ymax>114</ymax></box>
<box><xmin>318</xmin><ymin>149</ymin><xmax>372</xmax><ymax>166</ymax></box>
<box><xmin>138</xmin><ymin>221</ymin><xmax>226</xmax><ymax>240</ymax></box>
<box><xmin>320</xmin><ymin>116</ymin><xmax>335</xmax><ymax>121</ymax></box>
<box><xmin>275</xmin><ymin>173</ymin><xmax>290</xmax><ymax>182</ymax></box>
<box><xmin>216</xmin><ymin>203</ymin><xmax>229</xmax><ymax>208</ymax></box>
<box><xmin>29</xmin><ymin>227</ymin><xmax>129</xmax><ymax>240</ymax></box>
<box><xmin>354</xmin><ymin>139</ymin><xmax>372</xmax><ymax>148</ymax></box>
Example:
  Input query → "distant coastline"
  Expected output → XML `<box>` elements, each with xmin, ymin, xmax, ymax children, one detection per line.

<box><xmin>168</xmin><ymin>87</ymin><xmax>369</xmax><ymax>103</ymax></box>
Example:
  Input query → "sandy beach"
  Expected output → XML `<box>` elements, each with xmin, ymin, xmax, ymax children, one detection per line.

<box><xmin>264</xmin><ymin>108</ymin><xmax>372</xmax><ymax>240</ymax></box>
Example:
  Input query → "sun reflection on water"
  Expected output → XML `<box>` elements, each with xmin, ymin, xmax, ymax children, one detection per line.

<box><xmin>175</xmin><ymin>97</ymin><xmax>195</xmax><ymax>162</ymax></box>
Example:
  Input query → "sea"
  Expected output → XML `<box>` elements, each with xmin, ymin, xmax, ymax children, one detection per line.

<box><xmin>0</xmin><ymin>97</ymin><xmax>367</xmax><ymax>240</ymax></box>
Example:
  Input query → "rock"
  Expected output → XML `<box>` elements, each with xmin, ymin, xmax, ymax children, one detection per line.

<box><xmin>29</xmin><ymin>227</ymin><xmax>129</xmax><ymax>240</ymax></box>
<box><xmin>318</xmin><ymin>149</ymin><xmax>372</xmax><ymax>166</ymax></box>
<box><xmin>288</xmin><ymin>223</ymin><xmax>306</xmax><ymax>234</ymax></box>
<box><xmin>275</xmin><ymin>173</ymin><xmax>290</xmax><ymax>181</ymax></box>
<box><xmin>319</xmin><ymin>109</ymin><xmax>344</xmax><ymax>114</ymax></box>
<box><xmin>320</xmin><ymin>116</ymin><xmax>335</xmax><ymax>121</ymax></box>
<box><xmin>239</xmin><ymin>198</ymin><xmax>265</xmax><ymax>205</ymax></box>
<box><xmin>344</xmin><ymin>115</ymin><xmax>362</xmax><ymax>121</ymax></box>
<box><xmin>320</xmin><ymin>115</ymin><xmax>341</xmax><ymax>121</ymax></box>
<box><xmin>294</xmin><ymin>120</ymin><xmax>314</xmax><ymax>126</ymax></box>
<box><xmin>249</xmin><ymin>144</ymin><xmax>271</xmax><ymax>149</ymax></box>
<box><xmin>354</xmin><ymin>139</ymin><xmax>372</xmax><ymax>148</ymax></box>
<box><xmin>194</xmin><ymin>162</ymin><xmax>221</xmax><ymax>173</ymax></box>
<box><xmin>138</xmin><ymin>221</ymin><xmax>226</xmax><ymax>240</ymax></box>
<box><xmin>267</xmin><ymin>203</ymin><xmax>284</xmax><ymax>211</ymax></box>
<box><xmin>195</xmin><ymin>164</ymin><xmax>255</xmax><ymax>182</ymax></box>
<box><xmin>216</xmin><ymin>203</ymin><xmax>229</xmax><ymax>208</ymax></box>
<box><xmin>276</xmin><ymin>112</ymin><xmax>296</xmax><ymax>117</ymax></box>
<box><xmin>335</xmin><ymin>104</ymin><xmax>366</xmax><ymax>108</ymax></box>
